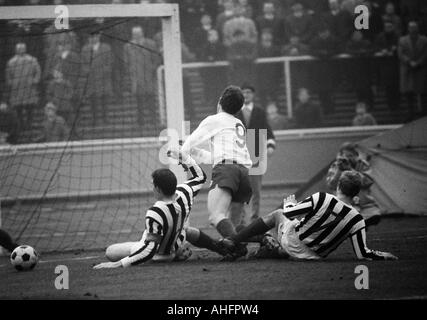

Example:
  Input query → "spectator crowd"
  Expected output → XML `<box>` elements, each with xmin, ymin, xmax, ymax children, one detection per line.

<box><xmin>1</xmin><ymin>0</ymin><xmax>427</xmax><ymax>145</ymax></box>
<box><xmin>179</xmin><ymin>0</ymin><xmax>427</xmax><ymax>128</ymax></box>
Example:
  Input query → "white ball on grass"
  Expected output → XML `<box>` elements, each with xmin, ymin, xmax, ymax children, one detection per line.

<box><xmin>10</xmin><ymin>245</ymin><xmax>39</xmax><ymax>271</ymax></box>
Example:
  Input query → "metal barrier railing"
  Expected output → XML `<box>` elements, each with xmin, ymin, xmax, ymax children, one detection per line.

<box><xmin>157</xmin><ymin>53</ymin><xmax>362</xmax><ymax>124</ymax></box>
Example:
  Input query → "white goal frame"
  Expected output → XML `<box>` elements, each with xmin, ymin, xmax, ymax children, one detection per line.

<box><xmin>0</xmin><ymin>3</ymin><xmax>185</xmax><ymax>179</ymax></box>
<box><xmin>0</xmin><ymin>3</ymin><xmax>184</xmax><ymax>137</ymax></box>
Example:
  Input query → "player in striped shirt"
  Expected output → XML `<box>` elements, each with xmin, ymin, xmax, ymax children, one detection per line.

<box><xmin>221</xmin><ymin>171</ymin><xmax>398</xmax><ymax>261</ymax></box>
<box><xmin>93</xmin><ymin>150</ymin><xmax>227</xmax><ymax>269</ymax></box>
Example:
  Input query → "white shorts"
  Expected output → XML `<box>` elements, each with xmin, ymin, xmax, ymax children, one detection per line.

<box><xmin>277</xmin><ymin>215</ymin><xmax>321</xmax><ymax>261</ymax></box>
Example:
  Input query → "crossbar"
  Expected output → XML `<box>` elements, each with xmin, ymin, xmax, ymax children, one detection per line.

<box><xmin>0</xmin><ymin>4</ymin><xmax>175</xmax><ymax>20</ymax></box>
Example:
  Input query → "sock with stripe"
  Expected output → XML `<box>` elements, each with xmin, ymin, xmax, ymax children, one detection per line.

<box><xmin>232</xmin><ymin>218</ymin><xmax>271</xmax><ymax>243</ymax></box>
<box><xmin>216</xmin><ymin>218</ymin><xmax>236</xmax><ymax>238</ymax></box>
<box><xmin>0</xmin><ymin>229</ymin><xmax>19</xmax><ymax>252</ymax></box>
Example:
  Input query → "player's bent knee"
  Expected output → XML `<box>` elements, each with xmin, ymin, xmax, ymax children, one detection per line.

<box><xmin>208</xmin><ymin>186</ymin><xmax>232</xmax><ymax>213</ymax></box>
<box><xmin>105</xmin><ymin>243</ymin><xmax>133</xmax><ymax>262</ymax></box>
<box><xmin>105</xmin><ymin>245</ymin><xmax>121</xmax><ymax>262</ymax></box>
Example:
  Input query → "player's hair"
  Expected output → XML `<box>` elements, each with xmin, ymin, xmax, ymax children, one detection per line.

<box><xmin>152</xmin><ymin>169</ymin><xmax>177</xmax><ymax>197</ymax></box>
<box><xmin>219</xmin><ymin>86</ymin><xmax>245</xmax><ymax>115</ymax></box>
<box><xmin>338</xmin><ymin>171</ymin><xmax>362</xmax><ymax>198</ymax></box>
<box><xmin>233</xmin><ymin>29</ymin><xmax>245</xmax><ymax>37</ymax></box>
<box><xmin>339</xmin><ymin>142</ymin><xmax>359</xmax><ymax>157</ymax></box>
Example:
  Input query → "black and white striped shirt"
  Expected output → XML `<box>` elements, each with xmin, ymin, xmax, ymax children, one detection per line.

<box><xmin>285</xmin><ymin>192</ymin><xmax>387</xmax><ymax>260</ymax></box>
<box><xmin>121</xmin><ymin>157</ymin><xmax>207</xmax><ymax>267</ymax></box>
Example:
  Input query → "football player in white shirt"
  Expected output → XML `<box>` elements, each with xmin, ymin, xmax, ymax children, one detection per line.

<box><xmin>181</xmin><ymin>86</ymin><xmax>253</xmax><ymax>259</ymax></box>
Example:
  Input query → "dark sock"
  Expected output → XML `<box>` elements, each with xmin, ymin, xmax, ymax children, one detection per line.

<box><xmin>190</xmin><ymin>230</ymin><xmax>224</xmax><ymax>255</ymax></box>
<box><xmin>216</xmin><ymin>219</ymin><xmax>236</xmax><ymax>238</ymax></box>
<box><xmin>247</xmin><ymin>235</ymin><xmax>264</xmax><ymax>243</ymax></box>
<box><xmin>232</xmin><ymin>218</ymin><xmax>271</xmax><ymax>243</ymax></box>
<box><xmin>0</xmin><ymin>229</ymin><xmax>18</xmax><ymax>252</ymax></box>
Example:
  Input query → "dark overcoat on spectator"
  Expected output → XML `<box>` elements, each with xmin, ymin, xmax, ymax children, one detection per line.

<box><xmin>321</xmin><ymin>10</ymin><xmax>354</xmax><ymax>42</ymax></box>
<box><xmin>398</xmin><ymin>34</ymin><xmax>427</xmax><ymax>94</ymax></box>
<box><xmin>375</xmin><ymin>31</ymin><xmax>400</xmax><ymax>83</ymax></box>
<box><xmin>123</xmin><ymin>38</ymin><xmax>160</xmax><ymax>97</ymax></box>
<box><xmin>226</xmin><ymin>39</ymin><xmax>258</xmax><ymax>86</ymax></box>
<box><xmin>38</xmin><ymin>115</ymin><xmax>70</xmax><ymax>143</ymax></box>
<box><xmin>283</xmin><ymin>13</ymin><xmax>314</xmax><ymax>44</ymax></box>
<box><xmin>235</xmin><ymin>105</ymin><xmax>276</xmax><ymax>150</ymax></box>
<box><xmin>46</xmin><ymin>78</ymin><xmax>73</xmax><ymax>121</ymax></box>
<box><xmin>56</xmin><ymin>50</ymin><xmax>81</xmax><ymax>94</ymax></box>
<box><xmin>80</xmin><ymin>42</ymin><xmax>113</xmax><ymax>98</ymax></box>
<box><xmin>6</xmin><ymin>54</ymin><xmax>41</xmax><ymax>107</ymax></box>
<box><xmin>43</xmin><ymin>26</ymin><xmax>78</xmax><ymax>80</ymax></box>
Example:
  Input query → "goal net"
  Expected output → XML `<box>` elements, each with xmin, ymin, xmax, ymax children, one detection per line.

<box><xmin>0</xmin><ymin>4</ymin><xmax>185</xmax><ymax>253</ymax></box>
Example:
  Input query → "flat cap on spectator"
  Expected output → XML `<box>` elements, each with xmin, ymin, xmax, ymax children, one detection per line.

<box><xmin>233</xmin><ymin>29</ymin><xmax>245</xmax><ymax>37</ymax></box>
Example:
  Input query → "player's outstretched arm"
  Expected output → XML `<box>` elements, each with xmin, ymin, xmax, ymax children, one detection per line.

<box><xmin>168</xmin><ymin>148</ymin><xmax>207</xmax><ymax>197</ymax></box>
<box><xmin>190</xmin><ymin>147</ymin><xmax>212</xmax><ymax>165</ymax></box>
<box><xmin>181</xmin><ymin>116</ymin><xmax>216</xmax><ymax>155</ymax></box>
<box><xmin>182</xmin><ymin>156</ymin><xmax>207</xmax><ymax>196</ymax></box>
<box><xmin>93</xmin><ymin>217</ymin><xmax>162</xmax><ymax>269</ymax></box>
<box><xmin>93</xmin><ymin>241</ymin><xmax>159</xmax><ymax>269</ymax></box>
<box><xmin>282</xmin><ymin>194</ymin><xmax>314</xmax><ymax>219</ymax></box>
<box><xmin>351</xmin><ymin>228</ymin><xmax>398</xmax><ymax>261</ymax></box>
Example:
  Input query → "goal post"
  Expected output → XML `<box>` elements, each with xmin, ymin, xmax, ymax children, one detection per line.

<box><xmin>0</xmin><ymin>2</ymin><xmax>186</xmax><ymax>179</ymax></box>
<box><xmin>0</xmin><ymin>3</ymin><xmax>185</xmax><ymax>140</ymax></box>
<box><xmin>0</xmin><ymin>4</ymin><xmax>186</xmax><ymax>252</ymax></box>
<box><xmin>0</xmin><ymin>199</ymin><xmax>4</xmax><ymax>256</ymax></box>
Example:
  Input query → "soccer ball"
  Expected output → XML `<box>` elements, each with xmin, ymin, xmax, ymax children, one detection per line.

<box><xmin>10</xmin><ymin>245</ymin><xmax>39</xmax><ymax>271</ymax></box>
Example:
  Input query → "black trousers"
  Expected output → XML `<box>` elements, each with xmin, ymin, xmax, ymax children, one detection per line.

<box><xmin>0</xmin><ymin>108</ymin><xmax>20</xmax><ymax>144</ymax></box>
<box><xmin>136</xmin><ymin>93</ymin><xmax>157</xmax><ymax>126</ymax></box>
<box><xmin>405</xmin><ymin>92</ymin><xmax>427</xmax><ymax>120</ymax></box>
<box><xmin>89</xmin><ymin>95</ymin><xmax>108</xmax><ymax>125</ymax></box>
<box><xmin>312</xmin><ymin>60</ymin><xmax>337</xmax><ymax>114</ymax></box>
<box><xmin>385</xmin><ymin>83</ymin><xmax>400</xmax><ymax>111</ymax></box>
<box><xmin>15</xmin><ymin>103</ymin><xmax>36</xmax><ymax>130</ymax></box>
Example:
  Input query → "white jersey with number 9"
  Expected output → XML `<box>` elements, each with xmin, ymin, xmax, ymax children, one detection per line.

<box><xmin>181</xmin><ymin>112</ymin><xmax>252</xmax><ymax>168</ymax></box>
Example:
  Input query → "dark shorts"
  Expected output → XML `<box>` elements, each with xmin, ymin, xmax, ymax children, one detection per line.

<box><xmin>210</xmin><ymin>162</ymin><xmax>253</xmax><ymax>204</ymax></box>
